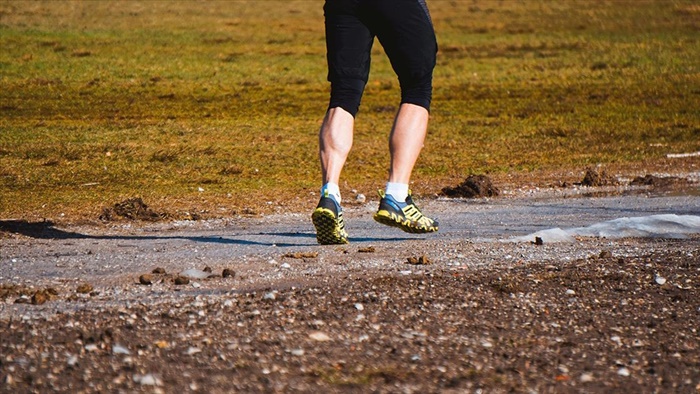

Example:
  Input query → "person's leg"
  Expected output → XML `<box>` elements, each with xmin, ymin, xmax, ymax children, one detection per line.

<box><xmin>370</xmin><ymin>0</ymin><xmax>439</xmax><ymax>233</ymax></box>
<box><xmin>313</xmin><ymin>0</ymin><xmax>373</xmax><ymax>244</ymax></box>
<box><xmin>320</xmin><ymin>0</ymin><xmax>373</xmax><ymax>197</ymax></box>
<box><xmin>372</xmin><ymin>0</ymin><xmax>437</xmax><ymax>193</ymax></box>
<box><xmin>319</xmin><ymin>106</ymin><xmax>354</xmax><ymax>200</ymax></box>
<box><xmin>388</xmin><ymin>103</ymin><xmax>429</xmax><ymax>185</ymax></box>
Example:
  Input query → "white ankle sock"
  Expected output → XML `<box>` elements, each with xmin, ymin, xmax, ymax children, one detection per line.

<box><xmin>385</xmin><ymin>182</ymin><xmax>408</xmax><ymax>202</ymax></box>
<box><xmin>321</xmin><ymin>183</ymin><xmax>341</xmax><ymax>204</ymax></box>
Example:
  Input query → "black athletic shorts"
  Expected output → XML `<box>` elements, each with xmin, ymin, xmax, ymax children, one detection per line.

<box><xmin>324</xmin><ymin>0</ymin><xmax>438</xmax><ymax>116</ymax></box>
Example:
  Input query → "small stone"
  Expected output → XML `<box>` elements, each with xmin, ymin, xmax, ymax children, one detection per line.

<box><xmin>309</xmin><ymin>332</ymin><xmax>331</xmax><ymax>341</ymax></box>
<box><xmin>180</xmin><ymin>269</ymin><xmax>209</xmax><ymax>279</ymax></box>
<box><xmin>222</xmin><ymin>269</ymin><xmax>235</xmax><ymax>278</ymax></box>
<box><xmin>31</xmin><ymin>291</ymin><xmax>49</xmax><ymax>305</ymax></box>
<box><xmin>152</xmin><ymin>267</ymin><xmax>166</xmax><ymax>274</ymax></box>
<box><xmin>354</xmin><ymin>303</ymin><xmax>364</xmax><ymax>311</ymax></box>
<box><xmin>134</xmin><ymin>373</ymin><xmax>162</xmax><ymax>386</ymax></box>
<box><xmin>67</xmin><ymin>355</ymin><xmax>78</xmax><ymax>367</ymax></box>
<box><xmin>84</xmin><ymin>344</ymin><xmax>98</xmax><ymax>352</ymax></box>
<box><xmin>290</xmin><ymin>349</ymin><xmax>304</xmax><ymax>356</ymax></box>
<box><xmin>203</xmin><ymin>266</ymin><xmax>212</xmax><ymax>273</ymax></box>
<box><xmin>580</xmin><ymin>372</ymin><xmax>594</xmax><ymax>382</ymax></box>
<box><xmin>655</xmin><ymin>276</ymin><xmax>667</xmax><ymax>285</ymax></box>
<box><xmin>263</xmin><ymin>292</ymin><xmax>276</xmax><ymax>300</ymax></box>
<box><xmin>185</xmin><ymin>347</ymin><xmax>201</xmax><ymax>356</ymax></box>
<box><xmin>599</xmin><ymin>250</ymin><xmax>613</xmax><ymax>259</ymax></box>
<box><xmin>280</xmin><ymin>263</ymin><xmax>291</xmax><ymax>269</ymax></box>
<box><xmin>154</xmin><ymin>340</ymin><xmax>169</xmax><ymax>349</ymax></box>
<box><xmin>617</xmin><ymin>367</ymin><xmax>630</xmax><ymax>377</ymax></box>
<box><xmin>174</xmin><ymin>276</ymin><xmax>190</xmax><ymax>285</ymax></box>
<box><xmin>191</xmin><ymin>282</ymin><xmax>201</xmax><ymax>288</ymax></box>
<box><xmin>565</xmin><ymin>289</ymin><xmax>576</xmax><ymax>295</ymax></box>
<box><xmin>406</xmin><ymin>255</ymin><xmax>431</xmax><ymax>265</ymax></box>
<box><xmin>76</xmin><ymin>283</ymin><xmax>93</xmax><ymax>294</ymax></box>
<box><xmin>355</xmin><ymin>193</ymin><xmax>366</xmax><ymax>203</ymax></box>
<box><xmin>112</xmin><ymin>344</ymin><xmax>130</xmax><ymax>355</ymax></box>
<box><xmin>534</xmin><ymin>236</ymin><xmax>544</xmax><ymax>245</ymax></box>
<box><xmin>139</xmin><ymin>274</ymin><xmax>153</xmax><ymax>285</ymax></box>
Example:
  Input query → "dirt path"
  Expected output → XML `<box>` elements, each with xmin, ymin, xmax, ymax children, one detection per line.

<box><xmin>1</xmin><ymin>187</ymin><xmax>699</xmax><ymax>392</ymax></box>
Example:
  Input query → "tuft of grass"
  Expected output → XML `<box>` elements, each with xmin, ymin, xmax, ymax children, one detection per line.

<box><xmin>0</xmin><ymin>0</ymin><xmax>698</xmax><ymax>221</ymax></box>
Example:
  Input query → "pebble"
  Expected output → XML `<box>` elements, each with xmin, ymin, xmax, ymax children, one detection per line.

<box><xmin>222</xmin><ymin>269</ymin><xmax>235</xmax><ymax>278</ymax></box>
<box><xmin>191</xmin><ymin>282</ymin><xmax>201</xmax><ymax>289</ymax></box>
<box><xmin>354</xmin><ymin>303</ymin><xmax>364</xmax><ymax>311</ymax></box>
<box><xmin>565</xmin><ymin>289</ymin><xmax>576</xmax><ymax>295</ymax></box>
<box><xmin>152</xmin><ymin>267</ymin><xmax>166</xmax><ymax>274</ymax></box>
<box><xmin>580</xmin><ymin>372</ymin><xmax>594</xmax><ymax>382</ymax></box>
<box><xmin>174</xmin><ymin>276</ymin><xmax>190</xmax><ymax>285</ymax></box>
<box><xmin>309</xmin><ymin>332</ymin><xmax>331</xmax><ymax>341</ymax></box>
<box><xmin>76</xmin><ymin>283</ymin><xmax>94</xmax><ymax>294</ymax></box>
<box><xmin>180</xmin><ymin>269</ymin><xmax>209</xmax><ymax>279</ymax></box>
<box><xmin>264</xmin><ymin>292</ymin><xmax>276</xmax><ymax>300</ymax></box>
<box><xmin>186</xmin><ymin>347</ymin><xmax>201</xmax><ymax>356</ymax></box>
<box><xmin>139</xmin><ymin>274</ymin><xmax>153</xmax><ymax>285</ymax></box>
<box><xmin>355</xmin><ymin>194</ymin><xmax>366</xmax><ymax>203</ymax></box>
<box><xmin>134</xmin><ymin>373</ymin><xmax>162</xmax><ymax>386</ymax></box>
<box><xmin>67</xmin><ymin>355</ymin><xmax>78</xmax><ymax>367</ymax></box>
<box><xmin>84</xmin><ymin>344</ymin><xmax>98</xmax><ymax>352</ymax></box>
<box><xmin>31</xmin><ymin>291</ymin><xmax>48</xmax><ymax>305</ymax></box>
<box><xmin>290</xmin><ymin>349</ymin><xmax>304</xmax><ymax>356</ymax></box>
<box><xmin>280</xmin><ymin>263</ymin><xmax>291</xmax><ymax>269</ymax></box>
<box><xmin>655</xmin><ymin>276</ymin><xmax>666</xmax><ymax>285</ymax></box>
<box><xmin>112</xmin><ymin>345</ymin><xmax>130</xmax><ymax>355</ymax></box>
<box><xmin>617</xmin><ymin>367</ymin><xmax>630</xmax><ymax>377</ymax></box>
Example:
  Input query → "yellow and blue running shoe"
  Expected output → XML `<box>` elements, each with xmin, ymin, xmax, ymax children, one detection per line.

<box><xmin>373</xmin><ymin>190</ymin><xmax>438</xmax><ymax>233</ymax></box>
<box><xmin>311</xmin><ymin>192</ymin><xmax>349</xmax><ymax>245</ymax></box>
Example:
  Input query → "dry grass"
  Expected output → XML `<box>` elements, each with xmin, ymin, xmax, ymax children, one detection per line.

<box><xmin>1</xmin><ymin>0</ymin><xmax>698</xmax><ymax>222</ymax></box>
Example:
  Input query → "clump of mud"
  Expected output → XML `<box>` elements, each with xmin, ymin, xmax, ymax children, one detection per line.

<box><xmin>581</xmin><ymin>167</ymin><xmax>619</xmax><ymax>186</ymax></box>
<box><xmin>629</xmin><ymin>174</ymin><xmax>690</xmax><ymax>188</ymax></box>
<box><xmin>99</xmin><ymin>198</ymin><xmax>168</xmax><ymax>222</ymax></box>
<box><xmin>442</xmin><ymin>175</ymin><xmax>500</xmax><ymax>198</ymax></box>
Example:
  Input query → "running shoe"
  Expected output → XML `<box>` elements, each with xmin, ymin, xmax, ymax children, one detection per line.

<box><xmin>373</xmin><ymin>190</ymin><xmax>439</xmax><ymax>233</ymax></box>
<box><xmin>311</xmin><ymin>192</ymin><xmax>349</xmax><ymax>245</ymax></box>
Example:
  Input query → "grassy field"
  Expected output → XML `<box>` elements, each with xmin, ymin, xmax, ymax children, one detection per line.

<box><xmin>1</xmin><ymin>1</ymin><xmax>698</xmax><ymax>221</ymax></box>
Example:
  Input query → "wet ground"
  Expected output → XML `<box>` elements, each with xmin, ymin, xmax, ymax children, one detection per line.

<box><xmin>1</xmin><ymin>183</ymin><xmax>699</xmax><ymax>393</ymax></box>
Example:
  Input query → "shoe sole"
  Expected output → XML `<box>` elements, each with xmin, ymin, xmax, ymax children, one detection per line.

<box><xmin>312</xmin><ymin>208</ymin><xmax>349</xmax><ymax>245</ymax></box>
<box><xmin>374</xmin><ymin>210</ymin><xmax>438</xmax><ymax>234</ymax></box>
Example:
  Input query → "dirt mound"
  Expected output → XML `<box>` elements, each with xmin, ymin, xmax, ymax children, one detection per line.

<box><xmin>99</xmin><ymin>198</ymin><xmax>168</xmax><ymax>222</ymax></box>
<box><xmin>441</xmin><ymin>175</ymin><xmax>500</xmax><ymax>198</ymax></box>
<box><xmin>629</xmin><ymin>174</ymin><xmax>691</xmax><ymax>188</ymax></box>
<box><xmin>581</xmin><ymin>167</ymin><xmax>618</xmax><ymax>186</ymax></box>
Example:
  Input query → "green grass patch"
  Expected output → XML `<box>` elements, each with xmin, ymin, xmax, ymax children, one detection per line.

<box><xmin>1</xmin><ymin>1</ymin><xmax>698</xmax><ymax>221</ymax></box>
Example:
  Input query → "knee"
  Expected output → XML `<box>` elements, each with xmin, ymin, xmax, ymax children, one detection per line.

<box><xmin>328</xmin><ymin>78</ymin><xmax>366</xmax><ymax>117</ymax></box>
<box><xmin>399</xmin><ymin>72</ymin><xmax>433</xmax><ymax>112</ymax></box>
